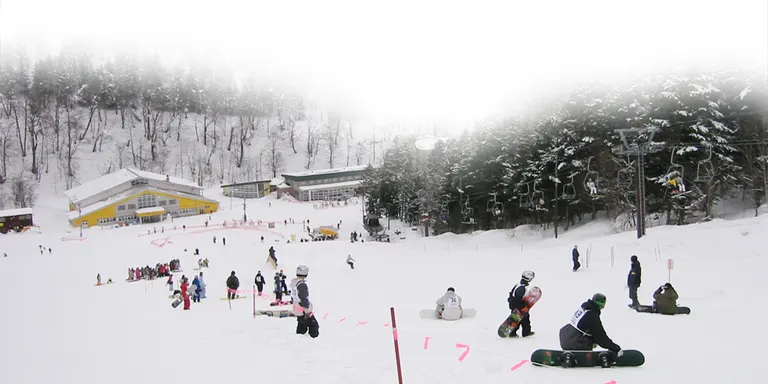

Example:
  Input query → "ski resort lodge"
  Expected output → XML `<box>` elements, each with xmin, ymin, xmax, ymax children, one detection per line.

<box><xmin>281</xmin><ymin>165</ymin><xmax>368</xmax><ymax>202</ymax></box>
<box><xmin>64</xmin><ymin>168</ymin><xmax>219</xmax><ymax>228</ymax></box>
<box><xmin>220</xmin><ymin>179</ymin><xmax>272</xmax><ymax>199</ymax></box>
<box><xmin>0</xmin><ymin>207</ymin><xmax>34</xmax><ymax>234</ymax></box>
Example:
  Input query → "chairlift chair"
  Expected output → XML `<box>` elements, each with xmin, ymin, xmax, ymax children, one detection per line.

<box><xmin>518</xmin><ymin>183</ymin><xmax>532</xmax><ymax>208</ymax></box>
<box><xmin>695</xmin><ymin>146</ymin><xmax>715</xmax><ymax>183</ymax></box>
<box><xmin>562</xmin><ymin>174</ymin><xmax>577</xmax><ymax>200</ymax></box>
<box><xmin>584</xmin><ymin>157</ymin><xmax>600</xmax><ymax>195</ymax></box>
<box><xmin>532</xmin><ymin>181</ymin><xmax>546</xmax><ymax>209</ymax></box>
<box><xmin>666</xmin><ymin>146</ymin><xmax>686</xmax><ymax>192</ymax></box>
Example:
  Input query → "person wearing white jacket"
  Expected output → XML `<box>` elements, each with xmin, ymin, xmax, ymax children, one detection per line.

<box><xmin>346</xmin><ymin>255</ymin><xmax>355</xmax><ymax>269</ymax></box>
<box><xmin>436</xmin><ymin>287</ymin><xmax>463</xmax><ymax>320</ymax></box>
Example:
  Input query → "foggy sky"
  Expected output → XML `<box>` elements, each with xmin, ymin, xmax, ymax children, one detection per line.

<box><xmin>1</xmin><ymin>0</ymin><xmax>766</xmax><ymax>131</ymax></box>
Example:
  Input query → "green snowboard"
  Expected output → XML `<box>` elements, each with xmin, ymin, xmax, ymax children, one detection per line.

<box><xmin>531</xmin><ymin>349</ymin><xmax>644</xmax><ymax>368</ymax></box>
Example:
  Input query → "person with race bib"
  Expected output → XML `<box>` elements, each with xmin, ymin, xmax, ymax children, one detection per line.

<box><xmin>558</xmin><ymin>293</ymin><xmax>623</xmax><ymax>368</ymax></box>
<box><xmin>290</xmin><ymin>265</ymin><xmax>319</xmax><ymax>338</ymax></box>
<box><xmin>435</xmin><ymin>287</ymin><xmax>463</xmax><ymax>320</ymax></box>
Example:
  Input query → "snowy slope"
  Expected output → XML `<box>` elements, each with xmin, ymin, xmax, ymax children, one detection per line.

<box><xmin>0</xmin><ymin>191</ymin><xmax>764</xmax><ymax>384</ymax></box>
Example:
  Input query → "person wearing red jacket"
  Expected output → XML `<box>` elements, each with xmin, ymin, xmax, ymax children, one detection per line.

<box><xmin>180</xmin><ymin>278</ymin><xmax>191</xmax><ymax>310</ymax></box>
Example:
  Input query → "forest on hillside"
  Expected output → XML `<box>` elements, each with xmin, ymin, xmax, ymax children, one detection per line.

<box><xmin>0</xmin><ymin>50</ymin><xmax>368</xmax><ymax>209</ymax></box>
<box><xmin>361</xmin><ymin>72</ymin><xmax>768</xmax><ymax>233</ymax></box>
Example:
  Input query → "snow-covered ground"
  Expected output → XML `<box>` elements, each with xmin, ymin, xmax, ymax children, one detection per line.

<box><xmin>1</xmin><ymin>190</ymin><xmax>764</xmax><ymax>384</ymax></box>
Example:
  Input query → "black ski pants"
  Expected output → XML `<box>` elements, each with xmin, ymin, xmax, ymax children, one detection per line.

<box><xmin>227</xmin><ymin>288</ymin><xmax>238</xmax><ymax>300</ymax></box>
<box><xmin>348</xmin><ymin>262</ymin><xmax>354</xmax><ymax>269</ymax></box>
<box><xmin>629</xmin><ymin>285</ymin><xmax>639</xmax><ymax>306</ymax></box>
<box><xmin>511</xmin><ymin>313</ymin><xmax>532</xmax><ymax>336</ymax></box>
<box><xmin>297</xmin><ymin>314</ymin><xmax>320</xmax><ymax>338</ymax></box>
<box><xmin>572</xmin><ymin>257</ymin><xmax>581</xmax><ymax>271</ymax></box>
<box><xmin>255</xmin><ymin>283</ymin><xmax>264</xmax><ymax>293</ymax></box>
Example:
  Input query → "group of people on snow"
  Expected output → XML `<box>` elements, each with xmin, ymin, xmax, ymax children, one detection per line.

<box><xmin>175</xmin><ymin>272</ymin><xmax>207</xmax><ymax>310</ymax></box>
<box><xmin>127</xmin><ymin>260</ymin><xmax>181</xmax><ymax>281</ymax></box>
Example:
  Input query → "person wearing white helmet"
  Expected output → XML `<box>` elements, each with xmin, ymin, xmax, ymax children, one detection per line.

<box><xmin>435</xmin><ymin>287</ymin><xmax>463</xmax><ymax>320</ymax></box>
<box><xmin>290</xmin><ymin>265</ymin><xmax>319</xmax><ymax>338</ymax></box>
<box><xmin>505</xmin><ymin>270</ymin><xmax>536</xmax><ymax>337</ymax></box>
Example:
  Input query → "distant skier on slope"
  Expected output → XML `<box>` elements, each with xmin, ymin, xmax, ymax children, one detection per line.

<box><xmin>346</xmin><ymin>255</ymin><xmax>355</xmax><ymax>269</ymax></box>
<box><xmin>255</xmin><ymin>271</ymin><xmax>265</xmax><ymax>295</ymax></box>
<box><xmin>506</xmin><ymin>270</ymin><xmax>536</xmax><ymax>337</ymax></box>
<box><xmin>226</xmin><ymin>271</ymin><xmax>240</xmax><ymax>300</ymax></box>
<box><xmin>558</xmin><ymin>293</ymin><xmax>623</xmax><ymax>368</ymax></box>
<box><xmin>627</xmin><ymin>255</ymin><xmax>642</xmax><ymax>308</ymax></box>
<box><xmin>290</xmin><ymin>265</ymin><xmax>319</xmax><ymax>338</ymax></box>
<box><xmin>435</xmin><ymin>287</ymin><xmax>463</xmax><ymax>320</ymax></box>
<box><xmin>572</xmin><ymin>246</ymin><xmax>581</xmax><ymax>272</ymax></box>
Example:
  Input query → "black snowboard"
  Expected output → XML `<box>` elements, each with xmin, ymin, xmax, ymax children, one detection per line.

<box><xmin>635</xmin><ymin>305</ymin><xmax>690</xmax><ymax>315</ymax></box>
<box><xmin>531</xmin><ymin>349</ymin><xmax>644</xmax><ymax>368</ymax></box>
<box><xmin>171</xmin><ymin>294</ymin><xmax>182</xmax><ymax>308</ymax></box>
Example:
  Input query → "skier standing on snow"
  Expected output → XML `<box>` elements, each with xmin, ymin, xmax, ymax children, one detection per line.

<box><xmin>281</xmin><ymin>275</ymin><xmax>289</xmax><ymax>295</ymax></box>
<box><xmin>273</xmin><ymin>272</ymin><xmax>283</xmax><ymax>303</ymax></box>
<box><xmin>346</xmin><ymin>255</ymin><xmax>355</xmax><ymax>269</ymax></box>
<box><xmin>627</xmin><ymin>255</ymin><xmax>642</xmax><ymax>308</ymax></box>
<box><xmin>506</xmin><ymin>270</ymin><xmax>536</xmax><ymax>337</ymax></box>
<box><xmin>226</xmin><ymin>271</ymin><xmax>240</xmax><ymax>300</ymax></box>
<box><xmin>572</xmin><ymin>246</ymin><xmax>581</xmax><ymax>272</ymax></box>
<box><xmin>181</xmin><ymin>277</ymin><xmax>191</xmax><ymax>310</ymax></box>
<box><xmin>290</xmin><ymin>265</ymin><xmax>319</xmax><ymax>338</ymax></box>
<box><xmin>198</xmin><ymin>272</ymin><xmax>207</xmax><ymax>299</ymax></box>
<box><xmin>435</xmin><ymin>287</ymin><xmax>463</xmax><ymax>320</ymax></box>
<box><xmin>191</xmin><ymin>276</ymin><xmax>201</xmax><ymax>303</ymax></box>
<box><xmin>558</xmin><ymin>293</ymin><xmax>622</xmax><ymax>368</ymax></box>
<box><xmin>254</xmin><ymin>271</ymin><xmax>265</xmax><ymax>295</ymax></box>
<box><xmin>652</xmin><ymin>283</ymin><xmax>679</xmax><ymax>315</ymax></box>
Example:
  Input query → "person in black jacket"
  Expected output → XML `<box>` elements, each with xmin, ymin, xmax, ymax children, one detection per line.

<box><xmin>558</xmin><ymin>293</ymin><xmax>622</xmax><ymax>368</ymax></box>
<box><xmin>572</xmin><ymin>246</ymin><xmax>581</xmax><ymax>272</ymax></box>
<box><xmin>254</xmin><ymin>271</ymin><xmax>265</xmax><ymax>295</ymax></box>
<box><xmin>506</xmin><ymin>270</ymin><xmax>536</xmax><ymax>337</ymax></box>
<box><xmin>627</xmin><ymin>255</ymin><xmax>642</xmax><ymax>308</ymax></box>
<box><xmin>226</xmin><ymin>271</ymin><xmax>240</xmax><ymax>300</ymax></box>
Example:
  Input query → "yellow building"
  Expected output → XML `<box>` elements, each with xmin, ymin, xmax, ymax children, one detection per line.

<box><xmin>65</xmin><ymin>168</ymin><xmax>219</xmax><ymax>228</ymax></box>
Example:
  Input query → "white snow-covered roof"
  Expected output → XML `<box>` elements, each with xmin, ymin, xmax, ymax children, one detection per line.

<box><xmin>67</xmin><ymin>187</ymin><xmax>217</xmax><ymax>221</ymax></box>
<box><xmin>270</xmin><ymin>177</ymin><xmax>285</xmax><ymax>185</ymax></box>
<box><xmin>136</xmin><ymin>207</ymin><xmax>166</xmax><ymax>215</ymax></box>
<box><xmin>64</xmin><ymin>168</ymin><xmax>201</xmax><ymax>203</ymax></box>
<box><xmin>0</xmin><ymin>207</ymin><xmax>33</xmax><ymax>217</ymax></box>
<box><xmin>282</xmin><ymin>165</ymin><xmax>368</xmax><ymax>178</ymax></box>
<box><xmin>298</xmin><ymin>179</ymin><xmax>363</xmax><ymax>191</ymax></box>
<box><xmin>126</xmin><ymin>168</ymin><xmax>200</xmax><ymax>189</ymax></box>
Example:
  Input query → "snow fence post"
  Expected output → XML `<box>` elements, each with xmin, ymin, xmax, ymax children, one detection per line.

<box><xmin>667</xmin><ymin>259</ymin><xmax>674</xmax><ymax>283</ymax></box>
<box><xmin>390</xmin><ymin>307</ymin><xmax>404</xmax><ymax>384</ymax></box>
<box><xmin>252</xmin><ymin>285</ymin><xmax>256</xmax><ymax>318</ymax></box>
<box><xmin>610</xmin><ymin>246</ymin><xmax>615</xmax><ymax>267</ymax></box>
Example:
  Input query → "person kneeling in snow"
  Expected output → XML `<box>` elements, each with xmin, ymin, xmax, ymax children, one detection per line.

<box><xmin>346</xmin><ymin>255</ymin><xmax>355</xmax><ymax>269</ymax></box>
<box><xmin>435</xmin><ymin>287</ymin><xmax>463</xmax><ymax>320</ymax></box>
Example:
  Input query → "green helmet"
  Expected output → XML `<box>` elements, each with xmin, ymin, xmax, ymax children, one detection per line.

<box><xmin>591</xmin><ymin>293</ymin><xmax>607</xmax><ymax>309</ymax></box>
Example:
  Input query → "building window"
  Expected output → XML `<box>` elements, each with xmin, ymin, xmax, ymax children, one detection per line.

<box><xmin>159</xmin><ymin>200</ymin><xmax>167</xmax><ymax>206</ymax></box>
<box><xmin>117</xmin><ymin>205</ymin><xmax>125</xmax><ymax>211</ymax></box>
<box><xmin>169</xmin><ymin>199</ymin><xmax>177</xmax><ymax>205</ymax></box>
<box><xmin>137</xmin><ymin>193</ymin><xmax>157</xmax><ymax>209</ymax></box>
<box><xmin>131</xmin><ymin>179</ymin><xmax>148</xmax><ymax>187</ymax></box>
<box><xmin>128</xmin><ymin>204</ymin><xmax>136</xmax><ymax>209</ymax></box>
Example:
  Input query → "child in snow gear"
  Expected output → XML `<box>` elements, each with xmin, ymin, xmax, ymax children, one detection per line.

<box><xmin>191</xmin><ymin>276</ymin><xmax>202</xmax><ymax>303</ymax></box>
<box><xmin>346</xmin><ymin>255</ymin><xmax>355</xmax><ymax>269</ymax></box>
<box><xmin>435</xmin><ymin>287</ymin><xmax>463</xmax><ymax>320</ymax></box>
<box><xmin>255</xmin><ymin>271</ymin><xmax>265</xmax><ymax>295</ymax></box>
<box><xmin>96</xmin><ymin>274</ymin><xmax>102</xmax><ymax>285</ymax></box>
<box><xmin>273</xmin><ymin>272</ymin><xmax>283</xmax><ymax>303</ymax></box>
<box><xmin>505</xmin><ymin>270</ymin><xmax>536</xmax><ymax>337</ymax></box>
<box><xmin>281</xmin><ymin>275</ymin><xmax>288</xmax><ymax>295</ymax></box>
<box><xmin>181</xmin><ymin>278</ymin><xmax>191</xmax><ymax>310</ymax></box>
<box><xmin>167</xmin><ymin>275</ymin><xmax>174</xmax><ymax>291</ymax></box>
<box><xmin>652</xmin><ymin>283</ymin><xmax>679</xmax><ymax>315</ymax></box>
<box><xmin>627</xmin><ymin>256</ymin><xmax>642</xmax><ymax>308</ymax></box>
<box><xmin>572</xmin><ymin>246</ymin><xmax>581</xmax><ymax>272</ymax></box>
<box><xmin>198</xmin><ymin>272</ymin><xmax>207</xmax><ymax>299</ymax></box>
<box><xmin>290</xmin><ymin>265</ymin><xmax>319</xmax><ymax>338</ymax></box>
<box><xmin>558</xmin><ymin>293</ymin><xmax>622</xmax><ymax>368</ymax></box>
<box><xmin>226</xmin><ymin>271</ymin><xmax>240</xmax><ymax>300</ymax></box>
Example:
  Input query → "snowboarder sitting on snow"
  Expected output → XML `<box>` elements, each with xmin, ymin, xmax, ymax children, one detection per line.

<box><xmin>652</xmin><ymin>283</ymin><xmax>679</xmax><ymax>315</ymax></box>
<box><xmin>290</xmin><ymin>265</ymin><xmax>319</xmax><ymax>338</ymax></box>
<box><xmin>435</xmin><ymin>287</ymin><xmax>463</xmax><ymax>320</ymax></box>
<box><xmin>226</xmin><ymin>271</ymin><xmax>240</xmax><ymax>300</ymax></box>
<box><xmin>506</xmin><ymin>270</ymin><xmax>536</xmax><ymax>338</ymax></box>
<box><xmin>558</xmin><ymin>293</ymin><xmax>623</xmax><ymax>368</ymax></box>
<box><xmin>346</xmin><ymin>255</ymin><xmax>355</xmax><ymax>269</ymax></box>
